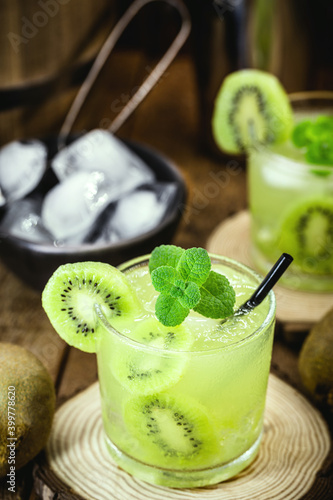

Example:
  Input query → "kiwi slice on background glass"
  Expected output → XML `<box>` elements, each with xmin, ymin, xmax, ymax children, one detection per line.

<box><xmin>212</xmin><ymin>69</ymin><xmax>293</xmax><ymax>154</ymax></box>
<box><xmin>111</xmin><ymin>317</ymin><xmax>193</xmax><ymax>395</ymax></box>
<box><xmin>278</xmin><ymin>198</ymin><xmax>333</xmax><ymax>274</ymax></box>
<box><xmin>123</xmin><ymin>393</ymin><xmax>219</xmax><ymax>469</ymax></box>
<box><xmin>42</xmin><ymin>262</ymin><xmax>142</xmax><ymax>353</ymax></box>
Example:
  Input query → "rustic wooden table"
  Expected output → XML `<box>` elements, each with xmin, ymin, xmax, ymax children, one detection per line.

<box><xmin>0</xmin><ymin>50</ymin><xmax>332</xmax><ymax>499</ymax></box>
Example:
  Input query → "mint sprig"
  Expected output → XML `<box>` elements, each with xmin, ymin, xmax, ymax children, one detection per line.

<box><xmin>292</xmin><ymin>115</ymin><xmax>333</xmax><ymax>167</ymax></box>
<box><xmin>149</xmin><ymin>245</ymin><xmax>236</xmax><ymax>327</ymax></box>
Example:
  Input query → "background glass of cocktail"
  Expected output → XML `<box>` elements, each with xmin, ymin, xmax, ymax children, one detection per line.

<box><xmin>248</xmin><ymin>92</ymin><xmax>333</xmax><ymax>292</ymax></box>
<box><xmin>95</xmin><ymin>254</ymin><xmax>276</xmax><ymax>488</ymax></box>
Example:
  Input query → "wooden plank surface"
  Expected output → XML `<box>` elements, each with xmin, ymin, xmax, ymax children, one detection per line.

<box><xmin>0</xmin><ymin>50</ymin><xmax>332</xmax><ymax>499</ymax></box>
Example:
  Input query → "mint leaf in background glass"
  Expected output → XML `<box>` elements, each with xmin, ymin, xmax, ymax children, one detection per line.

<box><xmin>149</xmin><ymin>245</ymin><xmax>184</xmax><ymax>274</ymax></box>
<box><xmin>155</xmin><ymin>294</ymin><xmax>189</xmax><ymax>327</ymax></box>
<box><xmin>292</xmin><ymin>115</ymin><xmax>333</xmax><ymax>167</ymax></box>
<box><xmin>306</xmin><ymin>139</ymin><xmax>333</xmax><ymax>166</ymax></box>
<box><xmin>309</xmin><ymin>116</ymin><xmax>333</xmax><ymax>141</ymax></box>
<box><xmin>292</xmin><ymin>120</ymin><xmax>312</xmax><ymax>148</ymax></box>
<box><xmin>177</xmin><ymin>247</ymin><xmax>211</xmax><ymax>285</ymax></box>
<box><xmin>151</xmin><ymin>266</ymin><xmax>176</xmax><ymax>293</ymax></box>
<box><xmin>194</xmin><ymin>271</ymin><xmax>235</xmax><ymax>319</ymax></box>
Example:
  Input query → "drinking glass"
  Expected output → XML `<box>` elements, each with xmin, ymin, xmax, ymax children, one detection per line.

<box><xmin>248</xmin><ymin>92</ymin><xmax>333</xmax><ymax>292</ymax></box>
<box><xmin>95</xmin><ymin>254</ymin><xmax>276</xmax><ymax>487</ymax></box>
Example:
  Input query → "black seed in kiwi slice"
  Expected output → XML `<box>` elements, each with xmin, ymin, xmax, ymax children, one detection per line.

<box><xmin>111</xmin><ymin>317</ymin><xmax>193</xmax><ymax>395</ymax></box>
<box><xmin>212</xmin><ymin>69</ymin><xmax>293</xmax><ymax>154</ymax></box>
<box><xmin>42</xmin><ymin>261</ymin><xmax>142</xmax><ymax>353</ymax></box>
<box><xmin>124</xmin><ymin>393</ymin><xmax>219</xmax><ymax>469</ymax></box>
<box><xmin>278</xmin><ymin>198</ymin><xmax>333</xmax><ymax>274</ymax></box>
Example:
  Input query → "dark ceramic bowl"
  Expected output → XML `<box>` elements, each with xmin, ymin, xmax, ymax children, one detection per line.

<box><xmin>0</xmin><ymin>137</ymin><xmax>187</xmax><ymax>292</ymax></box>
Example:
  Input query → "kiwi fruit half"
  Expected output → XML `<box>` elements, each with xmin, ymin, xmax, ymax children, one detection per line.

<box><xmin>111</xmin><ymin>317</ymin><xmax>193</xmax><ymax>394</ymax></box>
<box><xmin>278</xmin><ymin>198</ymin><xmax>333</xmax><ymax>274</ymax></box>
<box><xmin>124</xmin><ymin>393</ymin><xmax>218</xmax><ymax>469</ymax></box>
<box><xmin>42</xmin><ymin>262</ymin><xmax>142</xmax><ymax>353</ymax></box>
<box><xmin>212</xmin><ymin>69</ymin><xmax>293</xmax><ymax>154</ymax></box>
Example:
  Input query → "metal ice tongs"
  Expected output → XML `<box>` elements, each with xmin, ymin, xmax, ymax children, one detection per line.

<box><xmin>57</xmin><ymin>0</ymin><xmax>191</xmax><ymax>151</ymax></box>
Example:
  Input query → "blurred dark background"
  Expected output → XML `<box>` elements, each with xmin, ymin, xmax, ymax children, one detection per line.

<box><xmin>0</xmin><ymin>0</ymin><xmax>332</xmax><ymax>147</ymax></box>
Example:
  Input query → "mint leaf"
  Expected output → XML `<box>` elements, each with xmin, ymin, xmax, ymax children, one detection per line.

<box><xmin>155</xmin><ymin>294</ymin><xmax>189</xmax><ymax>327</ymax></box>
<box><xmin>292</xmin><ymin>120</ymin><xmax>312</xmax><ymax>148</ymax></box>
<box><xmin>306</xmin><ymin>139</ymin><xmax>333</xmax><ymax>166</ymax></box>
<box><xmin>177</xmin><ymin>247</ymin><xmax>211</xmax><ymax>285</ymax></box>
<box><xmin>194</xmin><ymin>271</ymin><xmax>235</xmax><ymax>319</ymax></box>
<box><xmin>178</xmin><ymin>281</ymin><xmax>201</xmax><ymax>309</ymax></box>
<box><xmin>292</xmin><ymin>115</ymin><xmax>333</xmax><ymax>167</ymax></box>
<box><xmin>169</xmin><ymin>279</ymin><xmax>201</xmax><ymax>309</ymax></box>
<box><xmin>151</xmin><ymin>266</ymin><xmax>176</xmax><ymax>293</ymax></box>
<box><xmin>169</xmin><ymin>279</ymin><xmax>186</xmax><ymax>299</ymax></box>
<box><xmin>149</xmin><ymin>245</ymin><xmax>184</xmax><ymax>274</ymax></box>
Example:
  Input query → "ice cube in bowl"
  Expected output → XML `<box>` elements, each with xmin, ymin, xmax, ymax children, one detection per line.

<box><xmin>0</xmin><ymin>135</ymin><xmax>187</xmax><ymax>291</ymax></box>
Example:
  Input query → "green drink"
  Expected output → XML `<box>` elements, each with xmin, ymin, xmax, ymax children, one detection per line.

<box><xmin>211</xmin><ymin>70</ymin><xmax>333</xmax><ymax>292</ymax></box>
<box><xmin>248</xmin><ymin>93</ymin><xmax>333</xmax><ymax>292</ymax></box>
<box><xmin>95</xmin><ymin>254</ymin><xmax>276</xmax><ymax>487</ymax></box>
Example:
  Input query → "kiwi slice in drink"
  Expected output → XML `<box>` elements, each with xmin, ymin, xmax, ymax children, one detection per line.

<box><xmin>124</xmin><ymin>393</ymin><xmax>219</xmax><ymax>469</ymax></box>
<box><xmin>212</xmin><ymin>69</ymin><xmax>293</xmax><ymax>154</ymax></box>
<box><xmin>42</xmin><ymin>262</ymin><xmax>142</xmax><ymax>353</ymax></box>
<box><xmin>278</xmin><ymin>198</ymin><xmax>333</xmax><ymax>274</ymax></box>
<box><xmin>111</xmin><ymin>317</ymin><xmax>193</xmax><ymax>394</ymax></box>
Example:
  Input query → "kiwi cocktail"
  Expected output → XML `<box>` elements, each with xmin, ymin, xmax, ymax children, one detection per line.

<box><xmin>42</xmin><ymin>246</ymin><xmax>276</xmax><ymax>488</ymax></box>
<box><xmin>249</xmin><ymin>93</ymin><xmax>333</xmax><ymax>292</ymax></box>
<box><xmin>212</xmin><ymin>71</ymin><xmax>333</xmax><ymax>292</ymax></box>
<box><xmin>96</xmin><ymin>254</ymin><xmax>275</xmax><ymax>487</ymax></box>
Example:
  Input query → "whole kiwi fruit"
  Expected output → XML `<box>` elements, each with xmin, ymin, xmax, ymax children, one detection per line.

<box><xmin>0</xmin><ymin>343</ymin><xmax>56</xmax><ymax>477</ymax></box>
<box><xmin>298</xmin><ymin>308</ymin><xmax>333</xmax><ymax>415</ymax></box>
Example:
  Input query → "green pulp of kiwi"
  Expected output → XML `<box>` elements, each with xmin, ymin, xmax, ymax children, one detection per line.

<box><xmin>42</xmin><ymin>262</ymin><xmax>142</xmax><ymax>353</ymax></box>
<box><xmin>111</xmin><ymin>317</ymin><xmax>193</xmax><ymax>394</ymax></box>
<box><xmin>278</xmin><ymin>198</ymin><xmax>333</xmax><ymax>274</ymax></box>
<box><xmin>212</xmin><ymin>69</ymin><xmax>293</xmax><ymax>154</ymax></box>
<box><xmin>124</xmin><ymin>393</ymin><xmax>219</xmax><ymax>469</ymax></box>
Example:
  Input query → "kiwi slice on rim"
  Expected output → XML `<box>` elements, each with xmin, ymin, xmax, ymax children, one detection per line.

<box><xmin>42</xmin><ymin>262</ymin><xmax>142</xmax><ymax>353</ymax></box>
<box><xmin>212</xmin><ymin>69</ymin><xmax>293</xmax><ymax>154</ymax></box>
<box><xmin>123</xmin><ymin>393</ymin><xmax>218</xmax><ymax>469</ymax></box>
<box><xmin>111</xmin><ymin>317</ymin><xmax>193</xmax><ymax>394</ymax></box>
<box><xmin>278</xmin><ymin>198</ymin><xmax>333</xmax><ymax>274</ymax></box>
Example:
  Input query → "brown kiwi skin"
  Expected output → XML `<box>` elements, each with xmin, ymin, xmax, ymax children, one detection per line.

<box><xmin>0</xmin><ymin>343</ymin><xmax>56</xmax><ymax>477</ymax></box>
<box><xmin>299</xmin><ymin>308</ymin><xmax>333</xmax><ymax>416</ymax></box>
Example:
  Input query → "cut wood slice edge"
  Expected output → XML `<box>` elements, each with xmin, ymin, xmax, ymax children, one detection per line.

<box><xmin>206</xmin><ymin>210</ymin><xmax>333</xmax><ymax>326</ymax></box>
<box><xmin>34</xmin><ymin>376</ymin><xmax>330</xmax><ymax>500</ymax></box>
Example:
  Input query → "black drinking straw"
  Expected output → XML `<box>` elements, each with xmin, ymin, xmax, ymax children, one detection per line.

<box><xmin>219</xmin><ymin>253</ymin><xmax>293</xmax><ymax>325</ymax></box>
<box><xmin>235</xmin><ymin>253</ymin><xmax>293</xmax><ymax>316</ymax></box>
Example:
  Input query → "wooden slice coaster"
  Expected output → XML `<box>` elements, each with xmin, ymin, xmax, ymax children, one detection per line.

<box><xmin>206</xmin><ymin>210</ymin><xmax>333</xmax><ymax>326</ymax></box>
<box><xmin>35</xmin><ymin>376</ymin><xmax>330</xmax><ymax>500</ymax></box>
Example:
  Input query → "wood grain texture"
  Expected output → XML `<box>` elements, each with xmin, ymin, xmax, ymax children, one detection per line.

<box><xmin>34</xmin><ymin>375</ymin><xmax>330</xmax><ymax>500</ymax></box>
<box><xmin>207</xmin><ymin>211</ymin><xmax>333</xmax><ymax>326</ymax></box>
<box><xmin>0</xmin><ymin>0</ymin><xmax>115</xmax><ymax>88</ymax></box>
